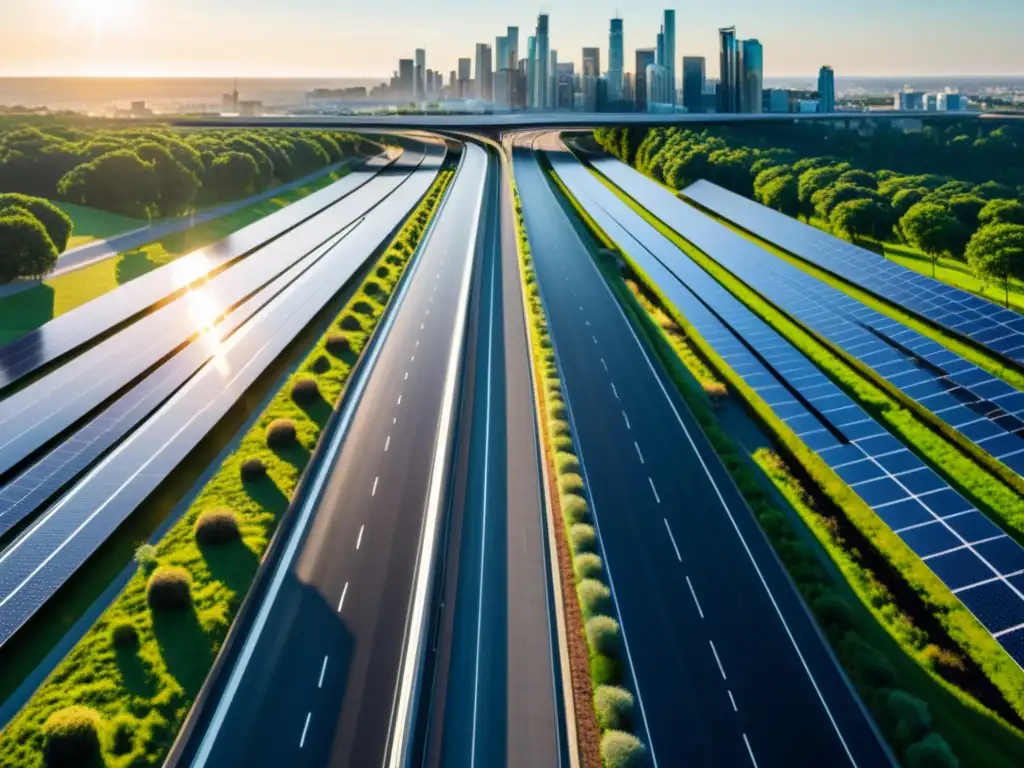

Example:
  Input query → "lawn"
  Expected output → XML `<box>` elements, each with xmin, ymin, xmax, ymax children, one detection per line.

<box><xmin>0</xmin><ymin>162</ymin><xmax>361</xmax><ymax>348</ymax></box>
<box><xmin>52</xmin><ymin>202</ymin><xmax>146</xmax><ymax>250</ymax></box>
<box><xmin>0</xmin><ymin>169</ymin><xmax>453</xmax><ymax>768</ymax></box>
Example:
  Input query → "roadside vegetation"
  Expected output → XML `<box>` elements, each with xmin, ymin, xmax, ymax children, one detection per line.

<box><xmin>545</xmin><ymin>153</ymin><xmax>1024</xmax><ymax>766</ymax></box>
<box><xmin>0</xmin><ymin>167</ymin><xmax>454</xmax><ymax>768</ymax></box>
<box><xmin>0</xmin><ymin>121</ymin><xmax>377</xmax><ymax>283</ymax></box>
<box><xmin>593</xmin><ymin>124</ymin><xmax>1024</xmax><ymax>308</ymax></box>
<box><xmin>511</xmin><ymin>177</ymin><xmax>642</xmax><ymax>768</ymax></box>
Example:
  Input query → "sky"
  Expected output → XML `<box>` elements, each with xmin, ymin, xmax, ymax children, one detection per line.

<box><xmin>1</xmin><ymin>0</ymin><xmax>1021</xmax><ymax>79</ymax></box>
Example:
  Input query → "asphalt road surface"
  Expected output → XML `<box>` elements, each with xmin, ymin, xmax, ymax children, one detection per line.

<box><xmin>510</xmin><ymin>132</ymin><xmax>893</xmax><ymax>768</ymax></box>
<box><xmin>184</xmin><ymin>143</ymin><xmax>488</xmax><ymax>767</ymax></box>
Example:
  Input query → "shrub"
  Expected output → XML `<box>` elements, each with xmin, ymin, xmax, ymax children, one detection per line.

<box><xmin>195</xmin><ymin>509</ymin><xmax>241</xmax><ymax>546</ymax></box>
<box><xmin>811</xmin><ymin>591</ymin><xmax>855</xmax><ymax>638</ymax></box>
<box><xmin>239</xmin><ymin>457</ymin><xmax>267</xmax><ymax>482</ymax></box>
<box><xmin>578</xmin><ymin>578</ymin><xmax>612</xmax><ymax>618</ymax></box>
<box><xmin>146</xmin><ymin>566</ymin><xmax>193</xmax><ymax>611</ymax></box>
<box><xmin>840</xmin><ymin>632</ymin><xmax>898</xmax><ymax>689</ymax></box>
<box><xmin>376</xmin><ymin>265</ymin><xmax>391</xmax><ymax>280</ymax></box>
<box><xmin>547</xmin><ymin>400</ymin><xmax>567</xmax><ymax>420</ymax></box>
<box><xmin>570</xmin><ymin>523</ymin><xmax>597</xmax><ymax>553</ymax></box>
<box><xmin>557</xmin><ymin>472</ymin><xmax>584</xmax><ymax>497</ymax></box>
<box><xmin>549</xmin><ymin>419</ymin><xmax>571</xmax><ymax>438</ymax></box>
<box><xmin>265</xmin><ymin>418</ymin><xmax>297</xmax><ymax>449</ymax></box>
<box><xmin>594</xmin><ymin>685</ymin><xmax>634</xmax><ymax>731</ymax></box>
<box><xmin>877</xmin><ymin>688</ymin><xmax>932</xmax><ymax>748</ymax></box>
<box><xmin>552</xmin><ymin>434</ymin><xmax>574</xmax><ymax>452</ymax></box>
<box><xmin>110</xmin><ymin>620</ymin><xmax>138</xmax><ymax>649</ymax></box>
<box><xmin>591</xmin><ymin>654</ymin><xmax>617</xmax><ymax>685</ymax></box>
<box><xmin>905</xmin><ymin>733</ymin><xmax>959</xmax><ymax>768</ymax></box>
<box><xmin>110</xmin><ymin>715</ymin><xmax>136</xmax><ymax>756</ymax></box>
<box><xmin>586</xmin><ymin>615</ymin><xmax>621</xmax><ymax>658</ymax></box>
<box><xmin>561</xmin><ymin>494</ymin><xmax>589</xmax><ymax>524</ymax></box>
<box><xmin>574</xmin><ymin>552</ymin><xmax>604</xmax><ymax>580</ymax></box>
<box><xmin>133</xmin><ymin>543</ymin><xmax>158</xmax><ymax>573</ymax></box>
<box><xmin>339</xmin><ymin>313</ymin><xmax>363</xmax><ymax>331</ymax></box>
<box><xmin>600</xmin><ymin>730</ymin><xmax>646</xmax><ymax>768</ymax></box>
<box><xmin>291</xmin><ymin>377</ymin><xmax>321</xmax><ymax>405</ymax></box>
<box><xmin>353</xmin><ymin>300</ymin><xmax>375</xmax><ymax>317</ymax></box>
<box><xmin>41</xmin><ymin>706</ymin><xmax>102</xmax><ymax>768</ymax></box>
<box><xmin>325</xmin><ymin>333</ymin><xmax>350</xmax><ymax>357</ymax></box>
<box><xmin>311</xmin><ymin>354</ymin><xmax>331</xmax><ymax>374</ymax></box>
<box><xmin>554</xmin><ymin>451</ymin><xmax>580</xmax><ymax>475</ymax></box>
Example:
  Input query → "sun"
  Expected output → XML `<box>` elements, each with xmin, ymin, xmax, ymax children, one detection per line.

<box><xmin>65</xmin><ymin>0</ymin><xmax>135</xmax><ymax>34</ymax></box>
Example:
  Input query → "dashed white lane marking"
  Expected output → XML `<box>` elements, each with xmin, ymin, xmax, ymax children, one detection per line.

<box><xmin>649</xmin><ymin>477</ymin><xmax>661</xmax><ymax>504</ymax></box>
<box><xmin>601</xmin><ymin>358</ymin><xmax>608</xmax><ymax>371</ymax></box>
<box><xmin>685</xmin><ymin>575</ymin><xmax>704</xmax><ymax>618</ymax></box>
<box><xmin>592</xmin><ymin>335</ymin><xmax>598</xmax><ymax>344</ymax></box>
<box><xmin>585</xmin><ymin>320</ymin><xmax>590</xmax><ymax>327</ymax></box>
<box><xmin>622</xmin><ymin>411</ymin><xmax>631</xmax><ymax>430</ymax></box>
<box><xmin>710</xmin><ymin>640</ymin><xmax>727</xmax><ymax>681</ymax></box>
<box><xmin>743</xmin><ymin>734</ymin><xmax>759</xmax><ymax>767</ymax></box>
<box><xmin>337</xmin><ymin>582</ymin><xmax>349</xmax><ymax>612</ymax></box>
<box><xmin>663</xmin><ymin>518</ymin><xmax>681</xmax><ymax>559</ymax></box>
<box><xmin>372</xmin><ymin>477</ymin><xmax>379</xmax><ymax>496</ymax></box>
<box><xmin>579</xmin><ymin>305</ymin><xmax>583</xmax><ymax>311</ymax></box>
<box><xmin>728</xmin><ymin>690</ymin><xmax>738</xmax><ymax>712</ymax></box>
<box><xmin>411</xmin><ymin>355</ymin><xmax>415</xmax><ymax>362</ymax></box>
<box><xmin>398</xmin><ymin>395</ymin><xmax>403</xmax><ymax>405</ymax></box>
<box><xmin>318</xmin><ymin>656</ymin><xmax>328</xmax><ymax>688</ymax></box>
<box><xmin>420</xmin><ymin>322</ymin><xmax>425</xmax><ymax>330</ymax></box>
<box><xmin>393</xmin><ymin>416</ymin><xmax>397</xmax><ymax>424</ymax></box>
<box><xmin>356</xmin><ymin>525</ymin><xmax>364</xmax><ymax>550</ymax></box>
<box><xmin>404</xmin><ymin>371</ymin><xmax>409</xmax><ymax>380</ymax></box>
<box><xmin>611</xmin><ymin>383</ymin><xmax>619</xmax><ymax>400</ymax></box>
<box><xmin>634</xmin><ymin>441</ymin><xmax>644</xmax><ymax>464</ymax></box>
<box><xmin>385</xmin><ymin>435</ymin><xmax>391</xmax><ymax>452</ymax></box>
<box><xmin>415</xmin><ymin>340</ymin><xmax>419</xmax><ymax>348</ymax></box>
<box><xmin>300</xmin><ymin>712</ymin><xmax>312</xmax><ymax>748</ymax></box>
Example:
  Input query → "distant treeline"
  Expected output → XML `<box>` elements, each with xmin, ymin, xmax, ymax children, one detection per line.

<box><xmin>594</xmin><ymin>123</ymin><xmax>1024</xmax><ymax>299</ymax></box>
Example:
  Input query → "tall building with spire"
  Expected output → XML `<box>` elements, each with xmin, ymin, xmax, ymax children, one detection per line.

<box><xmin>663</xmin><ymin>9</ymin><xmax>676</xmax><ymax>105</ymax></box>
<box><xmin>608</xmin><ymin>16</ymin><xmax>624</xmax><ymax>101</ymax></box>
<box><xmin>534</xmin><ymin>14</ymin><xmax>550</xmax><ymax>109</ymax></box>
<box><xmin>718</xmin><ymin>26</ymin><xmax>739</xmax><ymax>113</ymax></box>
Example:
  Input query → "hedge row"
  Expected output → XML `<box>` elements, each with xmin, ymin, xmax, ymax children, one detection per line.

<box><xmin>0</xmin><ymin>166</ymin><xmax>455</xmax><ymax>768</ymax></box>
<box><xmin>512</xmin><ymin>178</ymin><xmax>645</xmax><ymax>768</ymax></box>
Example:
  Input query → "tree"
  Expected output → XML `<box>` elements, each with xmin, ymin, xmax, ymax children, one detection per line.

<box><xmin>756</xmin><ymin>174</ymin><xmax>800</xmax><ymax>217</ymax></box>
<box><xmin>135</xmin><ymin>142</ymin><xmax>199</xmax><ymax>217</ymax></box>
<box><xmin>900</xmin><ymin>203</ymin><xmax>967</xmax><ymax>276</ymax></box>
<box><xmin>57</xmin><ymin>149</ymin><xmax>158</xmax><ymax>218</ymax></box>
<box><xmin>944</xmin><ymin>194</ymin><xmax>986</xmax><ymax>233</ymax></box>
<box><xmin>798</xmin><ymin>164</ymin><xmax>848</xmax><ymax>214</ymax></box>
<box><xmin>0</xmin><ymin>193</ymin><xmax>73</xmax><ymax>251</ymax></box>
<box><xmin>202</xmin><ymin>151</ymin><xmax>260</xmax><ymax>202</ymax></box>
<box><xmin>978</xmin><ymin>199</ymin><xmax>1024</xmax><ymax>227</ymax></box>
<box><xmin>965</xmin><ymin>223</ymin><xmax>1024</xmax><ymax>307</ymax></box>
<box><xmin>830</xmin><ymin>198</ymin><xmax>894</xmax><ymax>242</ymax></box>
<box><xmin>812</xmin><ymin>183</ymin><xmax>883</xmax><ymax>221</ymax></box>
<box><xmin>0</xmin><ymin>209</ymin><xmax>59</xmax><ymax>282</ymax></box>
<box><xmin>972</xmin><ymin>180</ymin><xmax>1016</xmax><ymax>200</ymax></box>
<box><xmin>837</xmin><ymin>169</ymin><xmax>877</xmax><ymax>189</ymax></box>
<box><xmin>891</xmin><ymin>188</ymin><xmax>930</xmax><ymax>220</ymax></box>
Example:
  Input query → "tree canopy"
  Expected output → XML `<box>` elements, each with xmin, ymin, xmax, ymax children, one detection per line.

<box><xmin>0</xmin><ymin>192</ymin><xmax>73</xmax><ymax>251</ymax></box>
<box><xmin>900</xmin><ymin>203</ymin><xmax>967</xmax><ymax>267</ymax></box>
<box><xmin>965</xmin><ymin>223</ymin><xmax>1024</xmax><ymax>306</ymax></box>
<box><xmin>0</xmin><ymin>209</ymin><xmax>59</xmax><ymax>282</ymax></box>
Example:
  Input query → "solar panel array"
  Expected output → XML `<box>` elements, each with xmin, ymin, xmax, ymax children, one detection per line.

<box><xmin>0</xmin><ymin>149</ymin><xmax>407</xmax><ymax>393</ymax></box>
<box><xmin>0</xmin><ymin>146</ymin><xmax>438</xmax><ymax>478</ymax></box>
<box><xmin>683</xmin><ymin>179</ymin><xmax>1024</xmax><ymax>363</ymax></box>
<box><xmin>549</xmin><ymin>150</ymin><xmax>1024</xmax><ymax>666</ymax></box>
<box><xmin>0</xmin><ymin>154</ymin><xmax>444</xmax><ymax>647</ymax></box>
<box><xmin>594</xmin><ymin>158</ymin><xmax>1024</xmax><ymax>478</ymax></box>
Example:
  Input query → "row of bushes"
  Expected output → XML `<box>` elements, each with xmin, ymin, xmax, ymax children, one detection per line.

<box><xmin>0</xmin><ymin>192</ymin><xmax>73</xmax><ymax>281</ymax></box>
<box><xmin>0</xmin><ymin>167</ymin><xmax>455</xmax><ymax>768</ymax></box>
<box><xmin>577</xmin><ymin>164</ymin><xmax>1024</xmax><ymax>742</ymax></box>
<box><xmin>0</xmin><ymin>123</ymin><xmax>370</xmax><ymax>219</ymax></box>
<box><xmin>511</xmin><ymin>179</ymin><xmax>645</xmax><ymax>768</ymax></box>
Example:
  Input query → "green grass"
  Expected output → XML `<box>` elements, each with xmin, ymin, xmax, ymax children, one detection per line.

<box><xmin>0</xmin><ymin>168</ymin><xmax>453</xmax><ymax>768</ymax></box>
<box><xmin>546</xmin><ymin>155</ymin><xmax>1024</xmax><ymax>765</ymax></box>
<box><xmin>0</xmin><ymin>161</ymin><xmax>363</xmax><ymax>347</ymax></box>
<box><xmin>52</xmin><ymin>202</ymin><xmax>146</xmax><ymax>250</ymax></box>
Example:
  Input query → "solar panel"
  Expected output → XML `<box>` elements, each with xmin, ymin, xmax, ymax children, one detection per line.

<box><xmin>0</xmin><ymin>157</ymin><xmax>442</xmax><ymax>648</ymax></box>
<box><xmin>683</xmin><ymin>180</ymin><xmax>1024</xmax><ymax>364</ymax></box>
<box><xmin>548</xmin><ymin>150</ymin><xmax>1024</xmax><ymax>667</ymax></box>
<box><xmin>0</xmin><ymin>149</ymin><xmax>409</xmax><ymax>393</ymax></box>
<box><xmin>592</xmin><ymin>157</ymin><xmax>1024</xmax><ymax>480</ymax></box>
<box><xmin>0</xmin><ymin>146</ymin><xmax>439</xmax><ymax>479</ymax></box>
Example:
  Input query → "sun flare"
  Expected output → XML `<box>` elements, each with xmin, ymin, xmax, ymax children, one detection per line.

<box><xmin>65</xmin><ymin>0</ymin><xmax>135</xmax><ymax>34</ymax></box>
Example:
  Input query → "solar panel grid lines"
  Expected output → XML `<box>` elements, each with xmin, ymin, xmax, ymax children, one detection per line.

<box><xmin>547</xmin><ymin>150</ymin><xmax>1024</xmax><ymax>667</ymax></box>
<box><xmin>683</xmin><ymin>180</ymin><xmax>1024</xmax><ymax>363</ymax></box>
<box><xmin>591</xmin><ymin>157</ymin><xmax>1024</xmax><ymax>479</ymax></box>
<box><xmin>0</xmin><ymin>217</ymin><xmax>367</xmax><ymax>542</ymax></box>
<box><xmin>0</xmin><ymin>150</ymin><xmax>408</xmax><ymax>393</ymax></box>
<box><xmin>0</xmin><ymin>150</ymin><xmax>436</xmax><ymax>479</ymax></box>
<box><xmin>0</xmin><ymin>159</ymin><xmax>443</xmax><ymax>647</ymax></box>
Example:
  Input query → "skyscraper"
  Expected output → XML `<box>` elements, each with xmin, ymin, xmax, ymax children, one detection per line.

<box><xmin>398</xmin><ymin>59</ymin><xmax>414</xmax><ymax>100</ymax></box>
<box><xmin>646</xmin><ymin>63</ymin><xmax>671</xmax><ymax>110</ymax></box>
<box><xmin>535</xmin><ymin>14</ymin><xmax>550</xmax><ymax>109</ymax></box>
<box><xmin>506</xmin><ymin>26</ymin><xmax>519</xmax><ymax>70</ymax></box>
<box><xmin>582</xmin><ymin>48</ymin><xmax>601</xmax><ymax>78</ymax></box>
<box><xmin>475</xmin><ymin>43</ymin><xmax>493</xmax><ymax>100</ymax></box>
<box><xmin>739</xmin><ymin>38</ymin><xmax>763</xmax><ymax>113</ymax></box>
<box><xmin>527</xmin><ymin>35</ymin><xmax>537</xmax><ymax>108</ymax></box>
<box><xmin>656</xmin><ymin>30</ymin><xmax>665</xmax><ymax>69</ymax></box>
<box><xmin>608</xmin><ymin>17</ymin><xmax>624</xmax><ymax>100</ymax></box>
<box><xmin>663</xmin><ymin>9</ymin><xmax>676</xmax><ymax>105</ymax></box>
<box><xmin>496</xmin><ymin>36</ymin><xmax>510</xmax><ymax>76</ymax></box>
<box><xmin>682</xmin><ymin>56</ymin><xmax>705</xmax><ymax>113</ymax></box>
<box><xmin>718</xmin><ymin>27</ymin><xmax>739</xmax><ymax>113</ymax></box>
<box><xmin>634</xmin><ymin>48</ymin><xmax>655</xmax><ymax>112</ymax></box>
<box><xmin>818</xmin><ymin>65</ymin><xmax>836</xmax><ymax>112</ymax></box>
<box><xmin>549</xmin><ymin>49</ymin><xmax>558</xmax><ymax>107</ymax></box>
<box><xmin>458</xmin><ymin>57</ymin><xmax>472</xmax><ymax>98</ymax></box>
<box><xmin>414</xmin><ymin>49</ymin><xmax>426</xmax><ymax>101</ymax></box>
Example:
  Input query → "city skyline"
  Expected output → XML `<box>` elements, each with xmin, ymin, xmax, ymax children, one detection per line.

<box><xmin>3</xmin><ymin>0</ymin><xmax>1022</xmax><ymax>78</ymax></box>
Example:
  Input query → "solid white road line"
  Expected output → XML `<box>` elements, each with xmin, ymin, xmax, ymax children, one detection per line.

<box><xmin>662</xmin><ymin>518</ymin><xmax>680</xmax><ymax>560</ymax></box>
<box><xmin>300</xmin><ymin>712</ymin><xmax>312</xmax><ymax>748</ymax></box>
<box><xmin>685</xmin><ymin>575</ymin><xmax>704</xmax><ymax>618</ymax></box>
<box><xmin>649</xmin><ymin>477</ymin><xmax>661</xmax><ymax>504</ymax></box>
<box><xmin>356</xmin><ymin>525</ymin><xmax>365</xmax><ymax>550</ymax></box>
<box><xmin>319</xmin><ymin>656</ymin><xmax>329</xmax><ymax>688</ymax></box>
<box><xmin>743</xmin><ymin>734</ymin><xmax>759</xmax><ymax>767</ymax></box>
<box><xmin>634</xmin><ymin>441</ymin><xmax>644</xmax><ymax>464</ymax></box>
<box><xmin>338</xmin><ymin>582</ymin><xmax>349</xmax><ymax>612</ymax></box>
<box><xmin>710</xmin><ymin>640</ymin><xmax>727</xmax><ymax>681</ymax></box>
<box><xmin>372</xmin><ymin>477</ymin><xmax>379</xmax><ymax>496</ymax></box>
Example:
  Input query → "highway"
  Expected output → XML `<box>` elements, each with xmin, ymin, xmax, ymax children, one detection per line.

<box><xmin>173</xmin><ymin>142</ymin><xmax>487</xmax><ymax>767</ymax></box>
<box><xmin>422</xmin><ymin>140</ymin><xmax>564</xmax><ymax>768</ymax></box>
<box><xmin>512</xmin><ymin>132</ymin><xmax>893</xmax><ymax>767</ymax></box>
<box><xmin>0</xmin><ymin>146</ymin><xmax>444</xmax><ymax>649</ymax></box>
<box><xmin>0</xmin><ymin>146</ymin><xmax>404</xmax><ymax>392</ymax></box>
